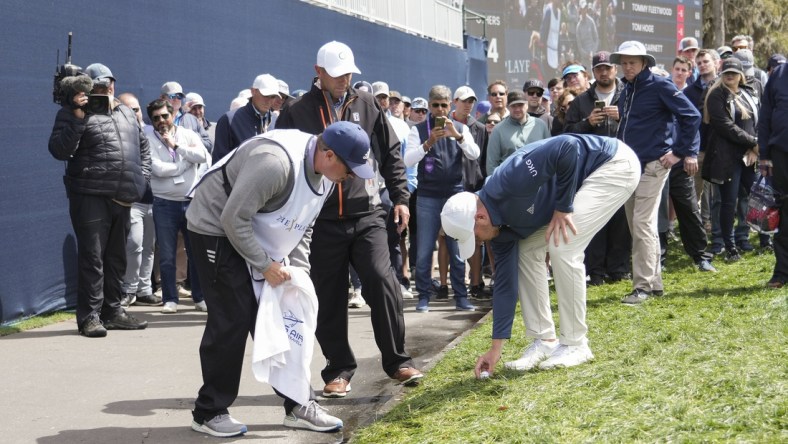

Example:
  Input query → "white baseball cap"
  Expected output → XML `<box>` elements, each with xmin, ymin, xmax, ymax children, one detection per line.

<box><xmin>372</xmin><ymin>81</ymin><xmax>390</xmax><ymax>97</ymax></box>
<box><xmin>277</xmin><ymin>79</ymin><xmax>292</xmax><ymax>98</ymax></box>
<box><xmin>316</xmin><ymin>41</ymin><xmax>361</xmax><ymax>77</ymax></box>
<box><xmin>454</xmin><ymin>86</ymin><xmax>477</xmax><ymax>101</ymax></box>
<box><xmin>252</xmin><ymin>74</ymin><xmax>280</xmax><ymax>96</ymax></box>
<box><xmin>440</xmin><ymin>192</ymin><xmax>478</xmax><ymax>260</ymax></box>
<box><xmin>185</xmin><ymin>92</ymin><xmax>205</xmax><ymax>107</ymax></box>
<box><xmin>161</xmin><ymin>81</ymin><xmax>184</xmax><ymax>96</ymax></box>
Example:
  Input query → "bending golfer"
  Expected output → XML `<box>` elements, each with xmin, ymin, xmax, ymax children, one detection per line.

<box><xmin>440</xmin><ymin>134</ymin><xmax>639</xmax><ymax>376</ymax></box>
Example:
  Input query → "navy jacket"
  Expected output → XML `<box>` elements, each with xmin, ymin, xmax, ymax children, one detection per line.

<box><xmin>759</xmin><ymin>63</ymin><xmax>788</xmax><ymax>159</ymax></box>
<box><xmin>212</xmin><ymin>102</ymin><xmax>272</xmax><ymax>163</ymax></box>
<box><xmin>617</xmin><ymin>68</ymin><xmax>701</xmax><ymax>164</ymax></box>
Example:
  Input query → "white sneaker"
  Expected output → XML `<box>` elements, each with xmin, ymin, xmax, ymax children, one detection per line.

<box><xmin>283</xmin><ymin>400</ymin><xmax>343</xmax><ymax>432</ymax></box>
<box><xmin>161</xmin><ymin>301</ymin><xmax>178</xmax><ymax>314</ymax></box>
<box><xmin>538</xmin><ymin>343</ymin><xmax>594</xmax><ymax>370</ymax></box>
<box><xmin>348</xmin><ymin>289</ymin><xmax>365</xmax><ymax>308</ymax></box>
<box><xmin>177</xmin><ymin>283</ymin><xmax>192</xmax><ymax>298</ymax></box>
<box><xmin>191</xmin><ymin>414</ymin><xmax>247</xmax><ymax>437</ymax></box>
<box><xmin>400</xmin><ymin>284</ymin><xmax>414</xmax><ymax>299</ymax></box>
<box><xmin>194</xmin><ymin>300</ymin><xmax>208</xmax><ymax>312</ymax></box>
<box><xmin>504</xmin><ymin>339</ymin><xmax>559</xmax><ymax>371</ymax></box>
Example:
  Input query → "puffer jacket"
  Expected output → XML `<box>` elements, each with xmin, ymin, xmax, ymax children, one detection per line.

<box><xmin>49</xmin><ymin>101</ymin><xmax>151</xmax><ymax>203</ymax></box>
<box><xmin>275</xmin><ymin>80</ymin><xmax>408</xmax><ymax>220</ymax></box>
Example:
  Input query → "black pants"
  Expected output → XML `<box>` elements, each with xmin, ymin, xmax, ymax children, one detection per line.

<box><xmin>584</xmin><ymin>205</ymin><xmax>631</xmax><ymax>277</ymax></box>
<box><xmin>310</xmin><ymin>210</ymin><xmax>414</xmax><ymax>383</ymax></box>
<box><xmin>189</xmin><ymin>232</ymin><xmax>302</xmax><ymax>420</ymax></box>
<box><xmin>770</xmin><ymin>150</ymin><xmax>788</xmax><ymax>282</ymax></box>
<box><xmin>68</xmin><ymin>194</ymin><xmax>129</xmax><ymax>326</ymax></box>
<box><xmin>669</xmin><ymin>167</ymin><xmax>713</xmax><ymax>262</ymax></box>
<box><xmin>381</xmin><ymin>189</ymin><xmax>405</xmax><ymax>285</ymax></box>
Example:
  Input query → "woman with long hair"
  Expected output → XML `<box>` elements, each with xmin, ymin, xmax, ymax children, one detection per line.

<box><xmin>701</xmin><ymin>58</ymin><xmax>760</xmax><ymax>262</ymax></box>
<box><xmin>551</xmin><ymin>87</ymin><xmax>581</xmax><ymax>135</ymax></box>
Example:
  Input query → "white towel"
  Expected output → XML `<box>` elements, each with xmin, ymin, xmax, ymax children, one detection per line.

<box><xmin>250</xmin><ymin>266</ymin><xmax>317</xmax><ymax>406</ymax></box>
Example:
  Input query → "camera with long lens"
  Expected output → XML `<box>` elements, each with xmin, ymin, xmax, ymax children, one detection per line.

<box><xmin>53</xmin><ymin>32</ymin><xmax>83</xmax><ymax>105</ymax></box>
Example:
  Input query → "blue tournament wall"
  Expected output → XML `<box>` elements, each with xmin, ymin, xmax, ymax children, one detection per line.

<box><xmin>0</xmin><ymin>0</ymin><xmax>482</xmax><ymax>324</ymax></box>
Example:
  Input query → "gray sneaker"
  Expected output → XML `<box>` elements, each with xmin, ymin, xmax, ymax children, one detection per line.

<box><xmin>283</xmin><ymin>400</ymin><xmax>343</xmax><ymax>432</ymax></box>
<box><xmin>621</xmin><ymin>288</ymin><xmax>650</xmax><ymax>305</ymax></box>
<box><xmin>191</xmin><ymin>414</ymin><xmax>247</xmax><ymax>437</ymax></box>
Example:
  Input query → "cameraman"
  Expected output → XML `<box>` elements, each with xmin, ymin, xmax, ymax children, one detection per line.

<box><xmin>48</xmin><ymin>63</ymin><xmax>151</xmax><ymax>337</ymax></box>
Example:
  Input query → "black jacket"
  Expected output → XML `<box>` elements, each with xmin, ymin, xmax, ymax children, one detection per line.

<box><xmin>276</xmin><ymin>81</ymin><xmax>408</xmax><ymax>220</ymax></box>
<box><xmin>452</xmin><ymin>113</ymin><xmax>488</xmax><ymax>191</ymax></box>
<box><xmin>49</xmin><ymin>102</ymin><xmax>151</xmax><ymax>203</ymax></box>
<box><xmin>564</xmin><ymin>79</ymin><xmax>623</xmax><ymax>137</ymax></box>
<box><xmin>701</xmin><ymin>85</ymin><xmax>759</xmax><ymax>184</ymax></box>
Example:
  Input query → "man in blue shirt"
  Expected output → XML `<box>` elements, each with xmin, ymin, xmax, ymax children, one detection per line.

<box><xmin>441</xmin><ymin>135</ymin><xmax>639</xmax><ymax>375</ymax></box>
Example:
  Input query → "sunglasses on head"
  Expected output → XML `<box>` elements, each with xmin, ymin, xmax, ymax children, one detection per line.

<box><xmin>152</xmin><ymin>113</ymin><xmax>170</xmax><ymax>122</ymax></box>
<box><xmin>430</xmin><ymin>103</ymin><xmax>449</xmax><ymax>108</ymax></box>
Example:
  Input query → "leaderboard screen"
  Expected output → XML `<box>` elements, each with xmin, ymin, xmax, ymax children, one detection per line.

<box><xmin>464</xmin><ymin>0</ymin><xmax>702</xmax><ymax>89</ymax></box>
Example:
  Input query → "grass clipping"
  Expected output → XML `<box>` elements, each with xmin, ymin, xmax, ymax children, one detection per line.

<box><xmin>353</xmin><ymin>244</ymin><xmax>787</xmax><ymax>443</ymax></box>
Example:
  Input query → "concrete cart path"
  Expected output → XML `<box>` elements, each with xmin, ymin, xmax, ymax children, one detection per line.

<box><xmin>0</xmin><ymin>296</ymin><xmax>490</xmax><ymax>443</ymax></box>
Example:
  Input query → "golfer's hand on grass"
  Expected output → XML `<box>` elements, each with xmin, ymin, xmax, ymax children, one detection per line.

<box><xmin>545</xmin><ymin>210</ymin><xmax>577</xmax><ymax>247</ymax></box>
<box><xmin>475</xmin><ymin>348</ymin><xmax>501</xmax><ymax>379</ymax></box>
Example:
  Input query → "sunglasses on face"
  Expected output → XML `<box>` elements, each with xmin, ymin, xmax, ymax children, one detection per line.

<box><xmin>487</xmin><ymin>120</ymin><xmax>501</xmax><ymax>126</ymax></box>
<box><xmin>167</xmin><ymin>94</ymin><xmax>185</xmax><ymax>100</ymax></box>
<box><xmin>413</xmin><ymin>109</ymin><xmax>427</xmax><ymax>114</ymax></box>
<box><xmin>526</xmin><ymin>90</ymin><xmax>541</xmax><ymax>96</ymax></box>
<box><xmin>152</xmin><ymin>113</ymin><xmax>170</xmax><ymax>122</ymax></box>
<box><xmin>131</xmin><ymin>107</ymin><xmax>140</xmax><ymax>112</ymax></box>
<box><xmin>430</xmin><ymin>103</ymin><xmax>449</xmax><ymax>108</ymax></box>
<box><xmin>489</xmin><ymin>92</ymin><xmax>506</xmax><ymax>97</ymax></box>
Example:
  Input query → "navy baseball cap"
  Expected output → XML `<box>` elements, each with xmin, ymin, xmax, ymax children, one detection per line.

<box><xmin>321</xmin><ymin>121</ymin><xmax>374</xmax><ymax>179</ymax></box>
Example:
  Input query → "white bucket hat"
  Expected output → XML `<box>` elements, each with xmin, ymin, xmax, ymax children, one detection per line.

<box><xmin>610</xmin><ymin>41</ymin><xmax>656</xmax><ymax>67</ymax></box>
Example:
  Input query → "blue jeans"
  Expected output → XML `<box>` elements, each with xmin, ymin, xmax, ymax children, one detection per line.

<box><xmin>153</xmin><ymin>197</ymin><xmax>203</xmax><ymax>304</ymax></box>
<box><xmin>415</xmin><ymin>195</ymin><xmax>466</xmax><ymax>299</ymax></box>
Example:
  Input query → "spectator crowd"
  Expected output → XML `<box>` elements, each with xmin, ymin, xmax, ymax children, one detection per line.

<box><xmin>48</xmin><ymin>34</ymin><xmax>787</xmax><ymax>437</ymax></box>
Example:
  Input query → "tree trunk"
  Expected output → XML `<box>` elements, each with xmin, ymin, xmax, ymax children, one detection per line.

<box><xmin>711</xmin><ymin>0</ymin><xmax>725</xmax><ymax>47</ymax></box>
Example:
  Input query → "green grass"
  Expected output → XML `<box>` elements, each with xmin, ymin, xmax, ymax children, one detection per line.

<box><xmin>353</xmin><ymin>241</ymin><xmax>788</xmax><ymax>443</ymax></box>
<box><xmin>0</xmin><ymin>311</ymin><xmax>74</xmax><ymax>336</ymax></box>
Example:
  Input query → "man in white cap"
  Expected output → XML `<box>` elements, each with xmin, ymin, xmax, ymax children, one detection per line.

<box><xmin>160</xmin><ymin>81</ymin><xmax>212</xmax><ymax>152</ymax></box>
<box><xmin>451</xmin><ymin>85</ymin><xmax>490</xmax><ymax>298</ymax></box>
<box><xmin>185</xmin><ymin>92</ymin><xmax>214</xmax><ymax>142</ymax></box>
<box><xmin>441</xmin><ymin>135</ymin><xmax>639</xmax><ymax>376</ymax></box>
<box><xmin>276</xmin><ymin>41</ymin><xmax>423</xmax><ymax>399</ymax></box>
<box><xmin>408</xmin><ymin>97</ymin><xmax>429</xmax><ymax>126</ymax></box>
<box><xmin>611</xmin><ymin>40</ymin><xmax>701</xmax><ymax>304</ymax></box>
<box><xmin>212</xmin><ymin>74</ymin><xmax>280</xmax><ymax>163</ymax></box>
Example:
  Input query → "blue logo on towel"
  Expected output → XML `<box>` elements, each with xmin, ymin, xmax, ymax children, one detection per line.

<box><xmin>283</xmin><ymin>310</ymin><xmax>304</xmax><ymax>346</ymax></box>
